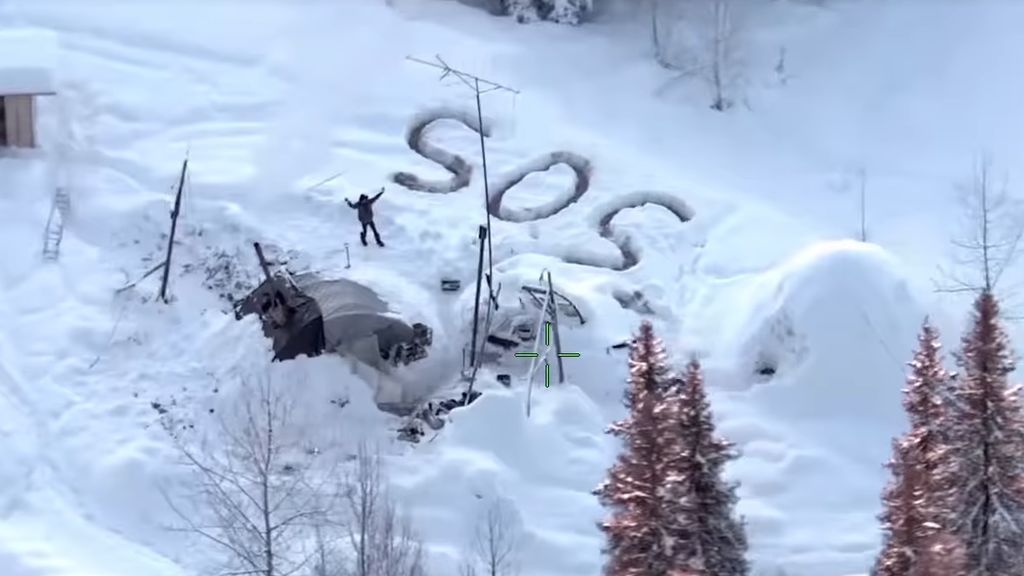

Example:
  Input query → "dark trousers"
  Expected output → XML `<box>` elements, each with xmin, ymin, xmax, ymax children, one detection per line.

<box><xmin>360</xmin><ymin>221</ymin><xmax>383</xmax><ymax>246</ymax></box>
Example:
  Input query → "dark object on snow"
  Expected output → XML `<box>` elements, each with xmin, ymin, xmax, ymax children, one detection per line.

<box><xmin>756</xmin><ymin>363</ymin><xmax>777</xmax><ymax>377</ymax></box>
<box><xmin>612</xmin><ymin>289</ymin><xmax>656</xmax><ymax>315</ymax></box>
<box><xmin>607</xmin><ymin>339</ymin><xmax>631</xmax><ymax>354</ymax></box>
<box><xmin>497</xmin><ymin>374</ymin><xmax>512</xmax><ymax>387</ymax></box>
<box><xmin>413</xmin><ymin>322</ymin><xmax>432</xmax><ymax>347</ymax></box>
<box><xmin>435</xmin><ymin>390</ymin><xmax>483</xmax><ymax>415</ymax></box>
<box><xmin>382</xmin><ymin>322</ymin><xmax>432</xmax><ymax>367</ymax></box>
<box><xmin>397</xmin><ymin>421</ymin><xmax>424</xmax><ymax>443</ymax></box>
<box><xmin>486</xmin><ymin>334</ymin><xmax>519</xmax><ymax>350</ymax></box>
<box><xmin>513</xmin><ymin>323</ymin><xmax>534</xmax><ymax>341</ymax></box>
<box><xmin>441</xmin><ymin>278</ymin><xmax>461</xmax><ymax>292</ymax></box>
<box><xmin>346</xmin><ymin>188</ymin><xmax>385</xmax><ymax>247</ymax></box>
<box><xmin>418</xmin><ymin>403</ymin><xmax>446</xmax><ymax>431</ymax></box>
<box><xmin>235</xmin><ymin>268</ymin><xmax>430</xmax><ymax>367</ymax></box>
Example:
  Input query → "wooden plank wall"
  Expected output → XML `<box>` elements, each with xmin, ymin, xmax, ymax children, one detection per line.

<box><xmin>4</xmin><ymin>95</ymin><xmax>36</xmax><ymax>148</ymax></box>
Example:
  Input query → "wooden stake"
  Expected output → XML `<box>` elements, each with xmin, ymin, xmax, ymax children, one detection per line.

<box><xmin>159</xmin><ymin>156</ymin><xmax>188</xmax><ymax>303</ymax></box>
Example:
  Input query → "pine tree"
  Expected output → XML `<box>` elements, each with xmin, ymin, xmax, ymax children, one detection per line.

<box><xmin>950</xmin><ymin>291</ymin><xmax>1024</xmax><ymax>574</ymax></box>
<box><xmin>912</xmin><ymin>533</ymin><xmax>967</xmax><ymax>576</ymax></box>
<box><xmin>874</xmin><ymin>321</ymin><xmax>958</xmax><ymax>575</ymax></box>
<box><xmin>669</xmin><ymin>358</ymin><xmax>749</xmax><ymax>575</ymax></box>
<box><xmin>875</xmin><ymin>439</ymin><xmax>925</xmax><ymax>576</ymax></box>
<box><xmin>595</xmin><ymin>321</ymin><xmax>689</xmax><ymax>576</ymax></box>
<box><xmin>902</xmin><ymin>321</ymin><xmax>957</xmax><ymax>514</ymax></box>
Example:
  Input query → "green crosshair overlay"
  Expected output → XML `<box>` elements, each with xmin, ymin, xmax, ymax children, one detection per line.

<box><xmin>513</xmin><ymin>321</ymin><xmax>582</xmax><ymax>388</ymax></box>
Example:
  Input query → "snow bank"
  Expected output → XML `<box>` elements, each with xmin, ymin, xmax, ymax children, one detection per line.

<box><xmin>389</xmin><ymin>384</ymin><xmax>613</xmax><ymax>576</ymax></box>
<box><xmin>0</xmin><ymin>158</ymin><xmax>55</xmax><ymax>287</ymax></box>
<box><xmin>687</xmin><ymin>240</ymin><xmax>925</xmax><ymax>574</ymax></box>
<box><xmin>0</xmin><ymin>357</ymin><xmax>36</xmax><ymax>514</ymax></box>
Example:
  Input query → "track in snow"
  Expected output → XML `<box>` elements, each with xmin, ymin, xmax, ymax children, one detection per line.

<box><xmin>391</xmin><ymin>110</ymin><xmax>693</xmax><ymax>271</ymax></box>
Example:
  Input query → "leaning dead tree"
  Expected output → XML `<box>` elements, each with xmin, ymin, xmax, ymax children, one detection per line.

<box><xmin>117</xmin><ymin>155</ymin><xmax>189</xmax><ymax>298</ymax></box>
<box><xmin>159</xmin><ymin>155</ymin><xmax>188</xmax><ymax>302</ymax></box>
<box><xmin>937</xmin><ymin>157</ymin><xmax>1024</xmax><ymax>300</ymax></box>
<box><xmin>163</xmin><ymin>377</ymin><xmax>336</xmax><ymax>576</ymax></box>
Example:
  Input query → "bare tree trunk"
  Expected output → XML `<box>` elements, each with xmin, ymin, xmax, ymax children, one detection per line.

<box><xmin>262</xmin><ymin>390</ymin><xmax>275</xmax><ymax>576</ymax></box>
<box><xmin>936</xmin><ymin>156</ymin><xmax>1024</xmax><ymax>300</ymax></box>
<box><xmin>710</xmin><ymin>0</ymin><xmax>730</xmax><ymax>111</ymax></box>
<box><xmin>341</xmin><ymin>442</ymin><xmax>426</xmax><ymax>576</ymax></box>
<box><xmin>469</xmin><ymin>498</ymin><xmax>521</xmax><ymax>576</ymax></box>
<box><xmin>652</xmin><ymin>0</ymin><xmax>667</xmax><ymax>68</ymax></box>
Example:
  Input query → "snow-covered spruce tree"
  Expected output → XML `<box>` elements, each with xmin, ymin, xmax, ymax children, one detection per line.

<box><xmin>912</xmin><ymin>533</ymin><xmax>968</xmax><ymax>576</ymax></box>
<box><xmin>950</xmin><ymin>291</ymin><xmax>1024</xmax><ymax>574</ymax></box>
<box><xmin>670</xmin><ymin>358</ymin><xmax>749</xmax><ymax>575</ymax></box>
<box><xmin>594</xmin><ymin>321</ymin><xmax>689</xmax><ymax>575</ymax></box>
<box><xmin>874</xmin><ymin>439</ymin><xmax>925</xmax><ymax>576</ymax></box>
<box><xmin>500</xmin><ymin>0</ymin><xmax>592</xmax><ymax>25</ymax></box>
<box><xmin>875</xmin><ymin>321</ymin><xmax>960</xmax><ymax>575</ymax></box>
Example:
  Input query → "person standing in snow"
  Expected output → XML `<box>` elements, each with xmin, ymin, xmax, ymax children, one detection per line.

<box><xmin>346</xmin><ymin>187</ymin><xmax>385</xmax><ymax>247</ymax></box>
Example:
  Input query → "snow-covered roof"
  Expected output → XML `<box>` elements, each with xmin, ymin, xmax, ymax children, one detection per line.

<box><xmin>0</xmin><ymin>29</ymin><xmax>58</xmax><ymax>95</ymax></box>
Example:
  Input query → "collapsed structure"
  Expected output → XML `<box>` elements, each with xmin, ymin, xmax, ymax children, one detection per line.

<box><xmin>234</xmin><ymin>243</ymin><xmax>432</xmax><ymax>368</ymax></box>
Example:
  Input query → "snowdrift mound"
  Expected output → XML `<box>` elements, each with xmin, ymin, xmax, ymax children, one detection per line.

<box><xmin>690</xmin><ymin>240</ymin><xmax>925</xmax><ymax>574</ymax></box>
<box><xmin>387</xmin><ymin>384</ymin><xmax>613</xmax><ymax>576</ymax></box>
<box><xmin>0</xmin><ymin>158</ymin><xmax>56</xmax><ymax>288</ymax></box>
<box><xmin>0</xmin><ymin>356</ymin><xmax>36</xmax><ymax>515</ymax></box>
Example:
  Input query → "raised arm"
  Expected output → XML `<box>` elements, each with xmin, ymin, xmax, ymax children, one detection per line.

<box><xmin>346</xmin><ymin>198</ymin><xmax>356</xmax><ymax>208</ymax></box>
<box><xmin>370</xmin><ymin>188</ymin><xmax>385</xmax><ymax>203</ymax></box>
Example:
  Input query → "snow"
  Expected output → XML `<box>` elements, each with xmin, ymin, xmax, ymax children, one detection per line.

<box><xmin>0</xmin><ymin>0</ymin><xmax>1018</xmax><ymax>575</ymax></box>
<box><xmin>0</xmin><ymin>29</ymin><xmax>58</xmax><ymax>95</ymax></box>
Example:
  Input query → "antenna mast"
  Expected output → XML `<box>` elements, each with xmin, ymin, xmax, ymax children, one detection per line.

<box><xmin>407</xmin><ymin>54</ymin><xmax>520</xmax><ymax>375</ymax></box>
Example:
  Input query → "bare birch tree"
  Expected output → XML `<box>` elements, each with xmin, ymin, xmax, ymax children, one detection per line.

<box><xmin>708</xmin><ymin>0</ymin><xmax>737</xmax><ymax>111</ymax></box>
<box><xmin>338</xmin><ymin>442</ymin><xmax>426</xmax><ymax>576</ymax></box>
<box><xmin>937</xmin><ymin>157</ymin><xmax>1024</xmax><ymax>300</ymax></box>
<box><xmin>651</xmin><ymin>0</ymin><xmax>746</xmax><ymax>111</ymax></box>
<box><xmin>466</xmin><ymin>498</ymin><xmax>521</xmax><ymax>576</ymax></box>
<box><xmin>163</xmin><ymin>377</ymin><xmax>336</xmax><ymax>576</ymax></box>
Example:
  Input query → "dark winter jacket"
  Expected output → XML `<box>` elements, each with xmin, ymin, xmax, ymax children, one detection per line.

<box><xmin>347</xmin><ymin>190</ymin><xmax>384</xmax><ymax>223</ymax></box>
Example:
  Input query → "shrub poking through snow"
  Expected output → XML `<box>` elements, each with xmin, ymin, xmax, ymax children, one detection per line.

<box><xmin>874</xmin><ymin>321</ymin><xmax>963</xmax><ymax>576</ymax></box>
<box><xmin>594</xmin><ymin>322</ymin><xmax>747</xmax><ymax>575</ymax></box>
<box><xmin>500</xmin><ymin>0</ymin><xmax>592</xmax><ymax>25</ymax></box>
<box><xmin>946</xmin><ymin>291</ymin><xmax>1024</xmax><ymax>574</ymax></box>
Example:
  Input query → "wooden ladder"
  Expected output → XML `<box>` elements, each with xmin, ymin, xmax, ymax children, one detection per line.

<box><xmin>42</xmin><ymin>187</ymin><xmax>70</xmax><ymax>261</ymax></box>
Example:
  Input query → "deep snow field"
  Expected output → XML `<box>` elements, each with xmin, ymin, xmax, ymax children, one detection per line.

<box><xmin>2</xmin><ymin>0</ymin><xmax>1023</xmax><ymax>574</ymax></box>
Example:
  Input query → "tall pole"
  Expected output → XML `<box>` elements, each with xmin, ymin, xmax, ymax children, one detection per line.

<box><xmin>546</xmin><ymin>271</ymin><xmax>565</xmax><ymax>383</ymax></box>
<box><xmin>469</xmin><ymin>225</ymin><xmax>487</xmax><ymax>369</ymax></box>
<box><xmin>474</xmin><ymin>78</ymin><xmax>495</xmax><ymax>288</ymax></box>
<box><xmin>407</xmin><ymin>55</ymin><xmax>519</xmax><ymax>371</ymax></box>
<box><xmin>159</xmin><ymin>157</ymin><xmax>188</xmax><ymax>303</ymax></box>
